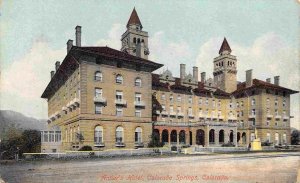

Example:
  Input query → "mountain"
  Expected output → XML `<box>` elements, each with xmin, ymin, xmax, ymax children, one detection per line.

<box><xmin>0</xmin><ymin>110</ymin><xmax>47</xmax><ymax>139</ymax></box>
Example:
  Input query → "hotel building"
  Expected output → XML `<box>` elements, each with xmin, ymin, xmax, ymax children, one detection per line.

<box><xmin>41</xmin><ymin>8</ymin><xmax>298</xmax><ymax>152</ymax></box>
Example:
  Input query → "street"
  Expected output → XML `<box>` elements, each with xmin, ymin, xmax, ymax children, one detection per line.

<box><xmin>0</xmin><ymin>152</ymin><xmax>299</xmax><ymax>183</ymax></box>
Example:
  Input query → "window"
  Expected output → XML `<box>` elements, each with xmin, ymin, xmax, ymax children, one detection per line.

<box><xmin>94</xmin><ymin>126</ymin><xmax>103</xmax><ymax>144</ymax></box>
<box><xmin>177</xmin><ymin>95</ymin><xmax>181</xmax><ymax>102</ymax></box>
<box><xmin>241</xmin><ymin>101</ymin><xmax>244</xmax><ymax>107</ymax></box>
<box><xmin>116</xmin><ymin>74</ymin><xmax>123</xmax><ymax>84</ymax></box>
<box><xmin>266</xmin><ymin>98</ymin><xmax>270</xmax><ymax>106</ymax></box>
<box><xmin>188</xmin><ymin>96</ymin><xmax>192</xmax><ymax>104</ymax></box>
<box><xmin>205</xmin><ymin>98</ymin><xmax>209</xmax><ymax>106</ymax></box>
<box><xmin>135</xmin><ymin>93</ymin><xmax>142</xmax><ymax>103</ymax></box>
<box><xmin>162</xmin><ymin>105</ymin><xmax>166</xmax><ymax>111</ymax></box>
<box><xmin>218</xmin><ymin>100</ymin><xmax>221</xmax><ymax>107</ymax></box>
<box><xmin>283</xmin><ymin>110</ymin><xmax>286</xmax><ymax>116</ymax></box>
<box><xmin>55</xmin><ymin>131</ymin><xmax>61</xmax><ymax>142</ymax></box>
<box><xmin>188</xmin><ymin>107</ymin><xmax>193</xmax><ymax>115</ymax></box>
<box><xmin>135</xmin><ymin>109</ymin><xmax>141</xmax><ymax>117</ymax></box>
<box><xmin>251</xmin><ymin>109</ymin><xmax>256</xmax><ymax>116</ymax></box>
<box><xmin>135</xmin><ymin>78</ymin><xmax>141</xmax><ymax>87</ymax></box>
<box><xmin>95</xmin><ymin>88</ymin><xmax>102</xmax><ymax>98</ymax></box>
<box><xmin>275</xmin><ymin>109</ymin><xmax>278</xmax><ymax>116</ymax></box>
<box><xmin>135</xmin><ymin>127</ymin><xmax>142</xmax><ymax>143</ymax></box>
<box><xmin>199</xmin><ymin>98</ymin><xmax>202</xmax><ymax>105</ymax></box>
<box><xmin>275</xmin><ymin>99</ymin><xmax>278</xmax><ymax>106</ymax></box>
<box><xmin>170</xmin><ymin>106</ymin><xmax>174</xmax><ymax>113</ymax></box>
<box><xmin>116</xmin><ymin>126</ymin><xmax>124</xmax><ymax>143</ymax></box>
<box><xmin>229</xmin><ymin>101</ymin><xmax>233</xmax><ymax>108</ymax></box>
<box><xmin>251</xmin><ymin>133</ymin><xmax>255</xmax><ymax>142</ymax></box>
<box><xmin>116</xmin><ymin>91</ymin><xmax>123</xmax><ymax>101</ymax></box>
<box><xmin>94</xmin><ymin>71</ymin><xmax>102</xmax><ymax>81</ymax></box>
<box><xmin>161</xmin><ymin>93</ymin><xmax>166</xmax><ymax>100</ymax></box>
<box><xmin>43</xmin><ymin>131</ymin><xmax>49</xmax><ymax>142</ymax></box>
<box><xmin>241</xmin><ymin>111</ymin><xmax>244</xmax><ymax>117</ymax></box>
<box><xmin>266</xmin><ymin>121</ymin><xmax>270</xmax><ymax>126</ymax></box>
<box><xmin>266</xmin><ymin>108</ymin><xmax>270</xmax><ymax>115</ymax></box>
<box><xmin>283</xmin><ymin>134</ymin><xmax>287</xmax><ymax>144</ymax></box>
<box><xmin>170</xmin><ymin>94</ymin><xmax>174</xmax><ymax>102</ymax></box>
<box><xmin>236</xmin><ymin>102</ymin><xmax>239</xmax><ymax>108</ymax></box>
<box><xmin>177</xmin><ymin>106</ymin><xmax>181</xmax><ymax>113</ymax></box>
<box><xmin>116</xmin><ymin>106</ymin><xmax>123</xmax><ymax>116</ymax></box>
<box><xmin>283</xmin><ymin>99</ymin><xmax>286</xmax><ymax>107</ymax></box>
<box><xmin>251</xmin><ymin>98</ymin><xmax>256</xmax><ymax>106</ymax></box>
<box><xmin>95</xmin><ymin>104</ymin><xmax>102</xmax><ymax>114</ymax></box>
<box><xmin>212</xmin><ymin>100</ymin><xmax>215</xmax><ymax>107</ymax></box>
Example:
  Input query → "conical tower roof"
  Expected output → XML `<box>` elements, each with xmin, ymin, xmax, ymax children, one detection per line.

<box><xmin>127</xmin><ymin>8</ymin><xmax>143</xmax><ymax>28</ymax></box>
<box><xmin>219</xmin><ymin>38</ymin><xmax>232</xmax><ymax>54</ymax></box>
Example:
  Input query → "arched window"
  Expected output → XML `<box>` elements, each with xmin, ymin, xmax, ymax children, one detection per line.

<box><xmin>135</xmin><ymin>127</ymin><xmax>142</xmax><ymax>143</ymax></box>
<box><xmin>135</xmin><ymin>77</ymin><xmax>142</xmax><ymax>87</ymax></box>
<box><xmin>94</xmin><ymin>126</ymin><xmax>103</xmax><ymax>145</ymax></box>
<box><xmin>95</xmin><ymin>71</ymin><xmax>102</xmax><ymax>81</ymax></box>
<box><xmin>137</xmin><ymin>38</ymin><xmax>140</xmax><ymax>43</ymax></box>
<box><xmin>116</xmin><ymin>74</ymin><xmax>123</xmax><ymax>84</ymax></box>
<box><xmin>133</xmin><ymin>37</ymin><xmax>136</xmax><ymax>44</ymax></box>
<box><xmin>116</xmin><ymin>126</ymin><xmax>124</xmax><ymax>143</ymax></box>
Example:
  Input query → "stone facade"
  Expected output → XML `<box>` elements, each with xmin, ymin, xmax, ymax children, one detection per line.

<box><xmin>41</xmin><ymin>8</ymin><xmax>298</xmax><ymax>152</ymax></box>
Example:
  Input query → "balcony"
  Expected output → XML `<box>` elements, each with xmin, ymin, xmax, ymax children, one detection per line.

<box><xmin>283</xmin><ymin>116</ymin><xmax>289</xmax><ymax>121</ymax></box>
<box><xmin>73</xmin><ymin>98</ymin><xmax>80</xmax><ymax>106</ymax></box>
<box><xmin>188</xmin><ymin>114</ymin><xmax>194</xmax><ymax>118</ymax></box>
<box><xmin>177</xmin><ymin>112</ymin><xmax>184</xmax><ymax>118</ymax></box>
<box><xmin>115</xmin><ymin>99</ymin><xmax>127</xmax><ymax>106</ymax></box>
<box><xmin>134</xmin><ymin>101</ymin><xmax>145</xmax><ymax>107</ymax></box>
<box><xmin>199</xmin><ymin>114</ymin><xmax>206</xmax><ymax>119</ymax></box>
<box><xmin>134</xmin><ymin>142</ymin><xmax>144</xmax><ymax>147</ymax></box>
<box><xmin>248</xmin><ymin>114</ymin><xmax>256</xmax><ymax>119</ymax></box>
<box><xmin>62</xmin><ymin>106</ymin><xmax>68</xmax><ymax>112</ymax></box>
<box><xmin>161</xmin><ymin>111</ymin><xmax>169</xmax><ymax>117</ymax></box>
<box><xmin>266</xmin><ymin>114</ymin><xmax>273</xmax><ymax>119</ymax></box>
<box><xmin>169</xmin><ymin>112</ymin><xmax>177</xmax><ymax>117</ymax></box>
<box><xmin>94</xmin><ymin>96</ymin><xmax>107</xmax><ymax>104</ymax></box>
<box><xmin>275</xmin><ymin>115</ymin><xmax>281</xmax><ymax>120</ymax></box>
<box><xmin>155</xmin><ymin>110</ymin><xmax>160</xmax><ymax>115</ymax></box>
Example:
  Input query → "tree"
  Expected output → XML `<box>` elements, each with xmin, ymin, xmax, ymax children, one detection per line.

<box><xmin>291</xmin><ymin>130</ymin><xmax>300</xmax><ymax>145</ymax></box>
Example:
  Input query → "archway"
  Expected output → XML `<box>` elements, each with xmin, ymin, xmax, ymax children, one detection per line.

<box><xmin>153</xmin><ymin>129</ymin><xmax>160</xmax><ymax>144</ymax></box>
<box><xmin>162</xmin><ymin>130</ymin><xmax>169</xmax><ymax>144</ymax></box>
<box><xmin>219</xmin><ymin>130</ymin><xmax>224</xmax><ymax>144</ymax></box>
<box><xmin>179</xmin><ymin>130</ymin><xmax>186</xmax><ymax>144</ymax></box>
<box><xmin>196</xmin><ymin>129</ymin><xmax>205</xmax><ymax>146</ymax></box>
<box><xmin>230</xmin><ymin>130</ymin><xmax>234</xmax><ymax>143</ymax></box>
<box><xmin>242</xmin><ymin>132</ymin><xmax>246</xmax><ymax>144</ymax></box>
<box><xmin>237</xmin><ymin>132</ymin><xmax>241</xmax><ymax>143</ymax></box>
<box><xmin>209</xmin><ymin>129</ymin><xmax>215</xmax><ymax>144</ymax></box>
<box><xmin>171</xmin><ymin>130</ymin><xmax>177</xmax><ymax>144</ymax></box>
<box><xmin>189</xmin><ymin>131</ymin><xmax>192</xmax><ymax>145</ymax></box>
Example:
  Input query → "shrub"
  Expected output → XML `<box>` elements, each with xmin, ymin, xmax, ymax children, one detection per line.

<box><xmin>148</xmin><ymin>133</ymin><xmax>164</xmax><ymax>147</ymax></box>
<box><xmin>78</xmin><ymin>146</ymin><xmax>92</xmax><ymax>151</ymax></box>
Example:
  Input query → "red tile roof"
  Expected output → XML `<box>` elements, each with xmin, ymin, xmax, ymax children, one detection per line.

<box><xmin>127</xmin><ymin>8</ymin><xmax>142</xmax><ymax>28</ymax></box>
<box><xmin>233</xmin><ymin>79</ymin><xmax>298</xmax><ymax>95</ymax></box>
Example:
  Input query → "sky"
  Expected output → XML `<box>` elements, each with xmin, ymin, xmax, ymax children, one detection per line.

<box><xmin>0</xmin><ymin>1</ymin><xmax>299</xmax><ymax>129</ymax></box>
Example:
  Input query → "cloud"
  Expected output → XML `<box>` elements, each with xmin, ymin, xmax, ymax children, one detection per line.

<box><xmin>95</xmin><ymin>23</ymin><xmax>123</xmax><ymax>50</ymax></box>
<box><xmin>149</xmin><ymin>31</ymin><xmax>192</xmax><ymax>75</ymax></box>
<box><xmin>0</xmin><ymin>37</ymin><xmax>65</xmax><ymax>118</ymax></box>
<box><xmin>195</xmin><ymin>32</ymin><xmax>300</xmax><ymax>129</ymax></box>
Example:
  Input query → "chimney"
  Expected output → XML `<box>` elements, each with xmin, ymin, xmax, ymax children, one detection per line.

<box><xmin>180</xmin><ymin>64</ymin><xmax>186</xmax><ymax>82</ymax></box>
<box><xmin>246</xmin><ymin>69</ymin><xmax>253</xmax><ymax>87</ymax></box>
<box><xmin>201</xmin><ymin>72</ymin><xmax>206</xmax><ymax>83</ymax></box>
<box><xmin>274</xmin><ymin>76</ymin><xmax>280</xmax><ymax>85</ymax></box>
<box><xmin>67</xmin><ymin>39</ymin><xmax>73</xmax><ymax>53</ymax></box>
<box><xmin>193</xmin><ymin>66</ymin><xmax>198</xmax><ymax>82</ymax></box>
<box><xmin>266</xmin><ymin>78</ymin><xmax>271</xmax><ymax>83</ymax></box>
<box><xmin>55</xmin><ymin>61</ymin><xmax>60</xmax><ymax>71</ymax></box>
<box><xmin>75</xmin><ymin>26</ymin><xmax>81</xmax><ymax>47</ymax></box>
<box><xmin>50</xmin><ymin>71</ymin><xmax>55</xmax><ymax>79</ymax></box>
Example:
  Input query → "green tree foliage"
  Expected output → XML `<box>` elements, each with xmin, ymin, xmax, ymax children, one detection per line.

<box><xmin>148</xmin><ymin>133</ymin><xmax>163</xmax><ymax>147</ymax></box>
<box><xmin>0</xmin><ymin>129</ymin><xmax>41</xmax><ymax>159</ymax></box>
